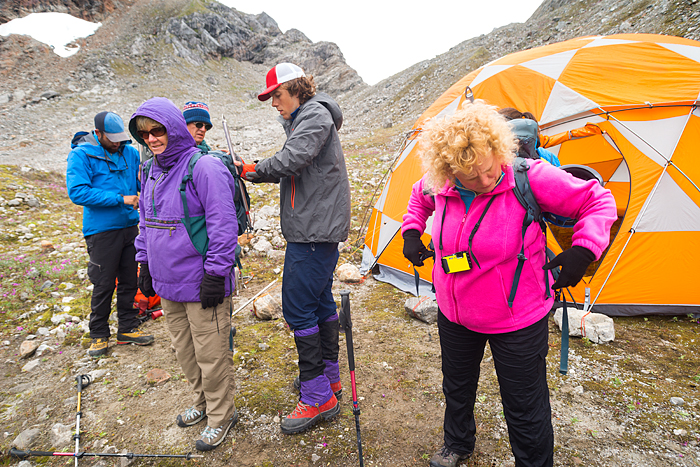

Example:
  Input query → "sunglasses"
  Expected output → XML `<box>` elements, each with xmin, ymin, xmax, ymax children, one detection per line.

<box><xmin>194</xmin><ymin>122</ymin><xmax>212</xmax><ymax>131</ymax></box>
<box><xmin>137</xmin><ymin>126</ymin><xmax>167</xmax><ymax>140</ymax></box>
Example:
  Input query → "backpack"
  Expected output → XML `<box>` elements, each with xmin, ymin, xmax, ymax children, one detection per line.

<box><xmin>511</xmin><ymin>156</ymin><xmax>603</xmax><ymax>375</ymax></box>
<box><xmin>508</xmin><ymin>119</ymin><xmax>540</xmax><ymax>160</ymax></box>
<box><xmin>143</xmin><ymin>149</ymin><xmax>250</xmax><ymax>264</ymax></box>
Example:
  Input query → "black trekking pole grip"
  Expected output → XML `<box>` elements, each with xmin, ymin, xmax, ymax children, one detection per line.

<box><xmin>9</xmin><ymin>448</ymin><xmax>50</xmax><ymax>459</ymax></box>
<box><xmin>340</xmin><ymin>290</ymin><xmax>355</xmax><ymax>371</ymax></box>
<box><xmin>76</xmin><ymin>374</ymin><xmax>91</xmax><ymax>390</ymax></box>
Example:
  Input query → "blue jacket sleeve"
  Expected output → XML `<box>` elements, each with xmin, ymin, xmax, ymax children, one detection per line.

<box><xmin>66</xmin><ymin>148</ymin><xmax>124</xmax><ymax>207</ymax></box>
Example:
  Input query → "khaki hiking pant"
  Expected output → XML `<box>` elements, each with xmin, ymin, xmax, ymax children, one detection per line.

<box><xmin>162</xmin><ymin>297</ymin><xmax>236</xmax><ymax>428</ymax></box>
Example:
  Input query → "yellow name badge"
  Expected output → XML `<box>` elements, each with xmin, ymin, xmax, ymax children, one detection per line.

<box><xmin>441</xmin><ymin>251</ymin><xmax>472</xmax><ymax>274</ymax></box>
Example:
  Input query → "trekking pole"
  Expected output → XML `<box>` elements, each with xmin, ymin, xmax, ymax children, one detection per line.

<box><xmin>9</xmin><ymin>448</ymin><xmax>203</xmax><ymax>460</ymax></box>
<box><xmin>73</xmin><ymin>374</ymin><xmax>92</xmax><ymax>467</ymax></box>
<box><xmin>339</xmin><ymin>290</ymin><xmax>364</xmax><ymax>467</ymax></box>
<box><xmin>222</xmin><ymin>115</ymin><xmax>253</xmax><ymax>230</ymax></box>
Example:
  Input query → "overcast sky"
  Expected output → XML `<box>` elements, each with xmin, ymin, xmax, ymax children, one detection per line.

<box><xmin>221</xmin><ymin>0</ymin><xmax>544</xmax><ymax>84</ymax></box>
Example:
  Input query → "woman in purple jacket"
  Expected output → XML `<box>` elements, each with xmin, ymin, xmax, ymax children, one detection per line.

<box><xmin>128</xmin><ymin>97</ymin><xmax>238</xmax><ymax>452</ymax></box>
<box><xmin>401</xmin><ymin>101</ymin><xmax>617</xmax><ymax>467</ymax></box>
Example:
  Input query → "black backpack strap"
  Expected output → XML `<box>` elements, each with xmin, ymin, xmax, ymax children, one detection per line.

<box><xmin>509</xmin><ymin>157</ymin><xmax>550</xmax><ymax>307</ymax></box>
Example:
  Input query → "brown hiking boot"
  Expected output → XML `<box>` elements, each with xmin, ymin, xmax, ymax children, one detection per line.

<box><xmin>176</xmin><ymin>406</ymin><xmax>206</xmax><ymax>427</ymax></box>
<box><xmin>429</xmin><ymin>445</ymin><xmax>471</xmax><ymax>467</ymax></box>
<box><xmin>195</xmin><ymin>411</ymin><xmax>238</xmax><ymax>451</ymax></box>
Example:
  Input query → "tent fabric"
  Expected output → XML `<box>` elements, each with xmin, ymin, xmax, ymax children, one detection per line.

<box><xmin>361</xmin><ymin>34</ymin><xmax>700</xmax><ymax>316</ymax></box>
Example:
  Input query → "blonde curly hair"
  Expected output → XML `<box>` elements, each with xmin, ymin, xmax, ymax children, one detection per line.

<box><xmin>419</xmin><ymin>100</ymin><xmax>517</xmax><ymax>190</ymax></box>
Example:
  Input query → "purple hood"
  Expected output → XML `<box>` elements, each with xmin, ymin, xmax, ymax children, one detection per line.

<box><xmin>129</xmin><ymin>97</ymin><xmax>199</xmax><ymax>169</ymax></box>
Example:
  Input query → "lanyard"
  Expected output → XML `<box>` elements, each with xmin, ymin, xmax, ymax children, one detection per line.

<box><xmin>438</xmin><ymin>194</ymin><xmax>496</xmax><ymax>269</ymax></box>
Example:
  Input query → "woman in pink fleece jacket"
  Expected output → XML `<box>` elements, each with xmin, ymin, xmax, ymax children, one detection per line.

<box><xmin>402</xmin><ymin>102</ymin><xmax>617</xmax><ymax>467</ymax></box>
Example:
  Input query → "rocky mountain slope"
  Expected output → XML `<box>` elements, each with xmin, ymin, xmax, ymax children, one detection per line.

<box><xmin>0</xmin><ymin>0</ymin><xmax>130</xmax><ymax>23</ymax></box>
<box><xmin>2</xmin><ymin>0</ymin><xmax>698</xmax><ymax>173</ymax></box>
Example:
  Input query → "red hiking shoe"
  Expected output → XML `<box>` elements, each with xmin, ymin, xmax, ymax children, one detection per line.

<box><xmin>280</xmin><ymin>394</ymin><xmax>340</xmax><ymax>435</ymax></box>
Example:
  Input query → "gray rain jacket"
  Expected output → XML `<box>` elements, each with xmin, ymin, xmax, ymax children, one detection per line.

<box><xmin>255</xmin><ymin>92</ymin><xmax>351</xmax><ymax>243</ymax></box>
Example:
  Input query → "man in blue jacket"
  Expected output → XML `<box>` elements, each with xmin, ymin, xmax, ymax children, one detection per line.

<box><xmin>66</xmin><ymin>111</ymin><xmax>155</xmax><ymax>357</ymax></box>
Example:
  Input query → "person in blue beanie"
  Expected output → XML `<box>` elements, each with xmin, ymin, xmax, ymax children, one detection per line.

<box><xmin>66</xmin><ymin>111</ymin><xmax>155</xmax><ymax>357</ymax></box>
<box><xmin>183</xmin><ymin>101</ymin><xmax>213</xmax><ymax>152</ymax></box>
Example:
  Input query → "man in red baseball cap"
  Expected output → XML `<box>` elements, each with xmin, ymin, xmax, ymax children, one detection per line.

<box><xmin>242</xmin><ymin>63</ymin><xmax>351</xmax><ymax>435</ymax></box>
<box><xmin>257</xmin><ymin>62</ymin><xmax>306</xmax><ymax>102</ymax></box>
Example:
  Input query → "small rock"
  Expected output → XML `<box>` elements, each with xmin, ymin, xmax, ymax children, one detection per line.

<box><xmin>35</xmin><ymin>343</ymin><xmax>52</xmax><ymax>356</ymax></box>
<box><xmin>336</xmin><ymin>263</ymin><xmax>362</xmax><ymax>283</ymax></box>
<box><xmin>17</xmin><ymin>460</ymin><xmax>31</xmax><ymax>467</ymax></box>
<box><xmin>37</xmin><ymin>327</ymin><xmax>50</xmax><ymax>336</ymax></box>
<box><xmin>267</xmin><ymin>250</ymin><xmax>285</xmax><ymax>260</ymax></box>
<box><xmin>64</xmin><ymin>395</ymin><xmax>78</xmax><ymax>406</ymax></box>
<box><xmin>673</xmin><ymin>428</ymin><xmax>688</xmax><ymax>436</ymax></box>
<box><xmin>40</xmin><ymin>280</ymin><xmax>54</xmax><ymax>291</ymax></box>
<box><xmin>572</xmin><ymin>385</ymin><xmax>584</xmax><ymax>395</ymax></box>
<box><xmin>405</xmin><ymin>296</ymin><xmax>438</xmax><ymax>324</ymax></box>
<box><xmin>50</xmin><ymin>423</ymin><xmax>73</xmax><ymax>447</ymax></box>
<box><xmin>553</xmin><ymin>308</ymin><xmax>615</xmax><ymax>344</ymax></box>
<box><xmin>253</xmin><ymin>293</ymin><xmax>282</xmax><ymax>320</ymax></box>
<box><xmin>10</xmin><ymin>382</ymin><xmax>33</xmax><ymax>393</ymax></box>
<box><xmin>41</xmin><ymin>240</ymin><xmax>54</xmax><ymax>252</ymax></box>
<box><xmin>12</xmin><ymin>428</ymin><xmax>41</xmax><ymax>450</ymax></box>
<box><xmin>311</xmin><ymin>453</ymin><xmax>321</xmax><ymax>463</ymax></box>
<box><xmin>259</xmin><ymin>343</ymin><xmax>270</xmax><ymax>351</ymax></box>
<box><xmin>146</xmin><ymin>368</ymin><xmax>171</xmax><ymax>385</ymax></box>
<box><xmin>87</xmin><ymin>369</ymin><xmax>108</xmax><ymax>382</ymax></box>
<box><xmin>51</xmin><ymin>313</ymin><xmax>78</xmax><ymax>325</ymax></box>
<box><xmin>25</xmin><ymin>334</ymin><xmax>36</xmax><ymax>340</ymax></box>
<box><xmin>19</xmin><ymin>340</ymin><xmax>39</xmax><ymax>358</ymax></box>
<box><xmin>120</xmin><ymin>450</ymin><xmax>134</xmax><ymax>467</ymax></box>
<box><xmin>253</xmin><ymin>238</ymin><xmax>273</xmax><ymax>253</ymax></box>
<box><xmin>22</xmin><ymin>359</ymin><xmax>41</xmax><ymax>372</ymax></box>
<box><xmin>670</xmin><ymin>397</ymin><xmax>685</xmax><ymax>406</ymax></box>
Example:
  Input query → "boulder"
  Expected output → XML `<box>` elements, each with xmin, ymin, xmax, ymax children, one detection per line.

<box><xmin>553</xmin><ymin>308</ymin><xmax>615</xmax><ymax>344</ymax></box>
<box><xmin>404</xmin><ymin>296</ymin><xmax>438</xmax><ymax>324</ymax></box>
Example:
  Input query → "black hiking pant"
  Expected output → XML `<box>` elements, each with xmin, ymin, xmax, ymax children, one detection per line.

<box><xmin>85</xmin><ymin>226</ymin><xmax>139</xmax><ymax>338</ymax></box>
<box><xmin>438</xmin><ymin>310</ymin><xmax>553</xmax><ymax>467</ymax></box>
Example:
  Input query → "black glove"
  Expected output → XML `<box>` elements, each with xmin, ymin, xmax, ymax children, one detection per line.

<box><xmin>138</xmin><ymin>263</ymin><xmax>156</xmax><ymax>297</ymax></box>
<box><xmin>200</xmin><ymin>273</ymin><xmax>225</xmax><ymax>309</ymax></box>
<box><xmin>543</xmin><ymin>246</ymin><xmax>595</xmax><ymax>289</ymax></box>
<box><xmin>402</xmin><ymin>229</ymin><xmax>432</xmax><ymax>267</ymax></box>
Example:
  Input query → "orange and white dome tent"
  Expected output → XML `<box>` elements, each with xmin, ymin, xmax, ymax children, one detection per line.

<box><xmin>360</xmin><ymin>33</ymin><xmax>700</xmax><ymax>316</ymax></box>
